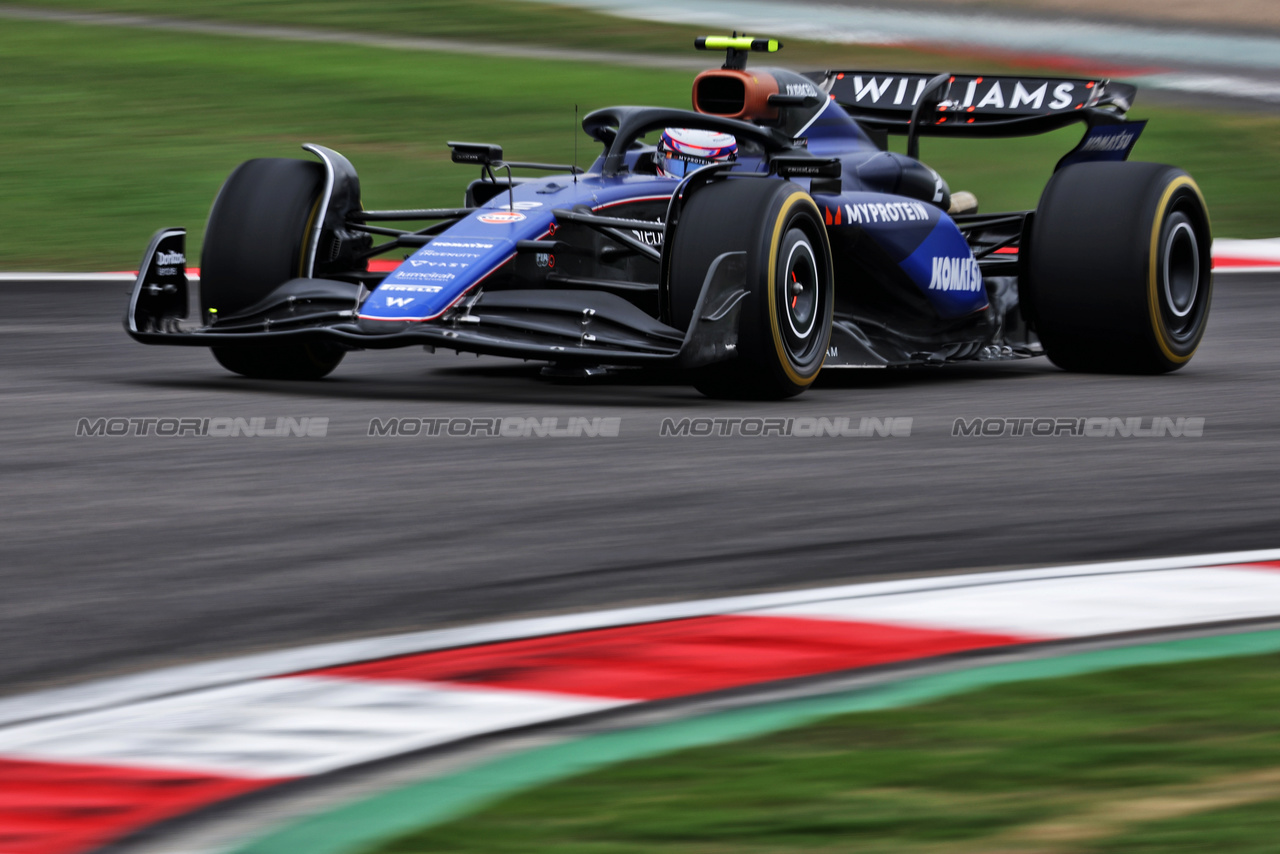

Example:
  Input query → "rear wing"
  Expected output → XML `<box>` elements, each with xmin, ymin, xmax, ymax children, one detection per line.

<box><xmin>805</xmin><ymin>70</ymin><xmax>1135</xmax><ymax>157</ymax></box>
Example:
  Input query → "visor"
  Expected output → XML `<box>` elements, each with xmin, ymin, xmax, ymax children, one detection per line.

<box><xmin>659</xmin><ymin>153</ymin><xmax>716</xmax><ymax>178</ymax></box>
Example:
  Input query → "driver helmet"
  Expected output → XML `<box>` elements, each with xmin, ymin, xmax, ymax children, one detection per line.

<box><xmin>656</xmin><ymin>128</ymin><xmax>738</xmax><ymax>178</ymax></box>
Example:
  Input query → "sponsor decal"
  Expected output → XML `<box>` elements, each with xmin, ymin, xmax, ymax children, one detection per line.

<box><xmin>630</xmin><ymin>218</ymin><xmax>666</xmax><ymax>246</ymax></box>
<box><xmin>929</xmin><ymin>256</ymin><xmax>983</xmax><ymax>292</ymax></box>
<box><xmin>952</xmin><ymin>417</ymin><xmax>1205</xmax><ymax>438</ymax></box>
<box><xmin>849</xmin><ymin>75</ymin><xmax>927</xmax><ymax>107</ymax></box>
<box><xmin>842</xmin><ymin>201</ymin><xmax>932</xmax><ymax>225</ymax></box>
<box><xmin>431</xmin><ymin>241</ymin><xmax>495</xmax><ymax>249</ymax></box>
<box><xmin>386</xmin><ymin>297</ymin><xmax>415</xmax><ymax>308</ymax></box>
<box><xmin>1057</xmin><ymin>121</ymin><xmax>1146</xmax><ymax>170</ymax></box>
<box><xmin>495</xmin><ymin>201</ymin><xmax>543</xmax><ymax>211</ymax></box>
<box><xmin>668</xmin><ymin>151</ymin><xmax>718</xmax><ymax>167</ymax></box>
<box><xmin>412</xmin><ymin>251</ymin><xmax>482</xmax><ymax>260</ymax></box>
<box><xmin>397</xmin><ymin>271</ymin><xmax>455</xmax><ymax>282</ymax></box>
<box><xmin>381</xmin><ymin>284</ymin><xmax>443</xmax><ymax>293</ymax></box>
<box><xmin>478</xmin><ymin>211</ymin><xmax>527</xmax><ymax>224</ymax></box>
<box><xmin>785</xmin><ymin>82</ymin><xmax>819</xmax><ymax>98</ymax></box>
<box><xmin>960</xmin><ymin>81</ymin><xmax>1074</xmax><ymax>111</ymax></box>
<box><xmin>837</xmin><ymin>74</ymin><xmax>1091</xmax><ymax>114</ymax></box>
<box><xmin>1082</xmin><ymin>132</ymin><xmax>1137</xmax><ymax>152</ymax></box>
<box><xmin>535</xmin><ymin>253</ymin><xmax>555</xmax><ymax>269</ymax></box>
<box><xmin>408</xmin><ymin>260</ymin><xmax>470</xmax><ymax>268</ymax></box>
<box><xmin>156</xmin><ymin>250</ymin><xmax>185</xmax><ymax>266</ymax></box>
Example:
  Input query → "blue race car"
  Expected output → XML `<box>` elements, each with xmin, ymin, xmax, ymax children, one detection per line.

<box><xmin>127</xmin><ymin>36</ymin><xmax>1212</xmax><ymax>398</ymax></box>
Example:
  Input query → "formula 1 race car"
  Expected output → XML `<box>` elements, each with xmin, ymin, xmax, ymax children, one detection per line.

<box><xmin>126</xmin><ymin>36</ymin><xmax>1212</xmax><ymax>398</ymax></box>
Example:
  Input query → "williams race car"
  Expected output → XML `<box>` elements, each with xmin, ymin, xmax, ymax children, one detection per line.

<box><xmin>127</xmin><ymin>37</ymin><xmax>1212</xmax><ymax>398</ymax></box>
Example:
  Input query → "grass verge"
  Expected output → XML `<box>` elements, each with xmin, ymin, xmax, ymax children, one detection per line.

<box><xmin>374</xmin><ymin>649</ymin><xmax>1280</xmax><ymax>853</ymax></box>
<box><xmin>2</xmin><ymin>5</ymin><xmax>1278</xmax><ymax>270</ymax></box>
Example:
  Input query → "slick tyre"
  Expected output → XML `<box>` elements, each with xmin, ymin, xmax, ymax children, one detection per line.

<box><xmin>1025</xmin><ymin>162</ymin><xmax>1212</xmax><ymax>373</ymax></box>
<box><xmin>211</xmin><ymin>341</ymin><xmax>345</xmax><ymax>381</ymax></box>
<box><xmin>202</xmin><ymin>158</ymin><xmax>344</xmax><ymax>380</ymax></box>
<box><xmin>668</xmin><ymin>179</ymin><xmax>833</xmax><ymax>399</ymax></box>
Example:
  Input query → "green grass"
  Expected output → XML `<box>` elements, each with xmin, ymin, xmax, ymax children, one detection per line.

<box><xmin>0</xmin><ymin>17</ymin><xmax>691</xmax><ymax>270</ymax></box>
<box><xmin>374</xmin><ymin>652</ymin><xmax>1280</xmax><ymax>853</ymax></box>
<box><xmin>2</xmin><ymin>5</ymin><xmax>1279</xmax><ymax>270</ymax></box>
<box><xmin>1092</xmin><ymin>799</ymin><xmax>1280</xmax><ymax>853</ymax></box>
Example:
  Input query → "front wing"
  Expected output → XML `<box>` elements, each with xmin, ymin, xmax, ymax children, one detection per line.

<box><xmin>126</xmin><ymin>229</ymin><xmax>749</xmax><ymax>369</ymax></box>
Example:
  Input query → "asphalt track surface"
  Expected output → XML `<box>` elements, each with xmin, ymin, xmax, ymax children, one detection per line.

<box><xmin>2</xmin><ymin>274</ymin><xmax>1278</xmax><ymax>697</ymax></box>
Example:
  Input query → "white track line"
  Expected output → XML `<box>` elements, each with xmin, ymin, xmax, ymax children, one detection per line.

<box><xmin>0</xmin><ymin>272</ymin><xmax>139</xmax><ymax>283</ymax></box>
<box><xmin>1134</xmin><ymin>73</ymin><xmax>1280</xmax><ymax>105</ymax></box>
<box><xmin>756</xmin><ymin>565</ymin><xmax>1280</xmax><ymax>638</ymax></box>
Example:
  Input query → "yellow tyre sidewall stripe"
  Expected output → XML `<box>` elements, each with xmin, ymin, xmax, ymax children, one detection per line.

<box><xmin>1147</xmin><ymin>175</ymin><xmax>1207</xmax><ymax>365</ymax></box>
<box><xmin>767</xmin><ymin>190</ymin><xmax>826</xmax><ymax>387</ymax></box>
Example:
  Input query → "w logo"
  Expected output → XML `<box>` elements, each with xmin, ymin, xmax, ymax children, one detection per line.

<box><xmin>386</xmin><ymin>297</ymin><xmax>415</xmax><ymax>308</ymax></box>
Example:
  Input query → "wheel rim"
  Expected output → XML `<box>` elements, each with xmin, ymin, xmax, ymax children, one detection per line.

<box><xmin>1163</xmin><ymin>220</ymin><xmax>1199</xmax><ymax>322</ymax></box>
<box><xmin>782</xmin><ymin>238</ymin><xmax>819</xmax><ymax>343</ymax></box>
<box><xmin>774</xmin><ymin>225</ymin><xmax>828</xmax><ymax>366</ymax></box>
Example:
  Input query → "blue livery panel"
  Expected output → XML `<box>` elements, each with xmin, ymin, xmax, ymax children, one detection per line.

<box><xmin>361</xmin><ymin>234</ymin><xmax>521</xmax><ymax>321</ymax></box>
<box><xmin>901</xmin><ymin>219</ymin><xmax>988</xmax><ymax>318</ymax></box>
<box><xmin>360</xmin><ymin>177</ymin><xmax>677</xmax><ymax>322</ymax></box>
<box><xmin>817</xmin><ymin>191</ymin><xmax>988</xmax><ymax>318</ymax></box>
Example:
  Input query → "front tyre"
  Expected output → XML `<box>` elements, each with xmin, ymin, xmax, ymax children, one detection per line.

<box><xmin>202</xmin><ymin>157</ymin><xmax>345</xmax><ymax>380</ymax></box>
<box><xmin>212</xmin><ymin>342</ymin><xmax>344</xmax><ymax>381</ymax></box>
<box><xmin>1025</xmin><ymin>162</ymin><xmax>1212</xmax><ymax>373</ymax></box>
<box><xmin>668</xmin><ymin>179</ymin><xmax>833</xmax><ymax>399</ymax></box>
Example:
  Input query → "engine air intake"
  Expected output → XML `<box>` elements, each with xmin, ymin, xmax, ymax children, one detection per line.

<box><xmin>692</xmin><ymin>70</ymin><xmax>779</xmax><ymax>121</ymax></box>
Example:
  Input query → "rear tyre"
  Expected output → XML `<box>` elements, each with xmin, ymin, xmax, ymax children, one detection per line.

<box><xmin>668</xmin><ymin>179</ymin><xmax>833</xmax><ymax>399</ymax></box>
<box><xmin>202</xmin><ymin>158</ymin><xmax>345</xmax><ymax>380</ymax></box>
<box><xmin>1025</xmin><ymin>162</ymin><xmax>1212</xmax><ymax>373</ymax></box>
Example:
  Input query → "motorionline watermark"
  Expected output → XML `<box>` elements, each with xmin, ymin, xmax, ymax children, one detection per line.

<box><xmin>952</xmin><ymin>417</ymin><xmax>1205</xmax><ymax>438</ymax></box>
<box><xmin>660</xmin><ymin>416</ymin><xmax>912</xmax><ymax>438</ymax></box>
<box><xmin>368</xmin><ymin>417</ymin><xmax>621</xmax><ymax>438</ymax></box>
<box><xmin>76</xmin><ymin>417</ymin><xmax>329</xmax><ymax>438</ymax></box>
